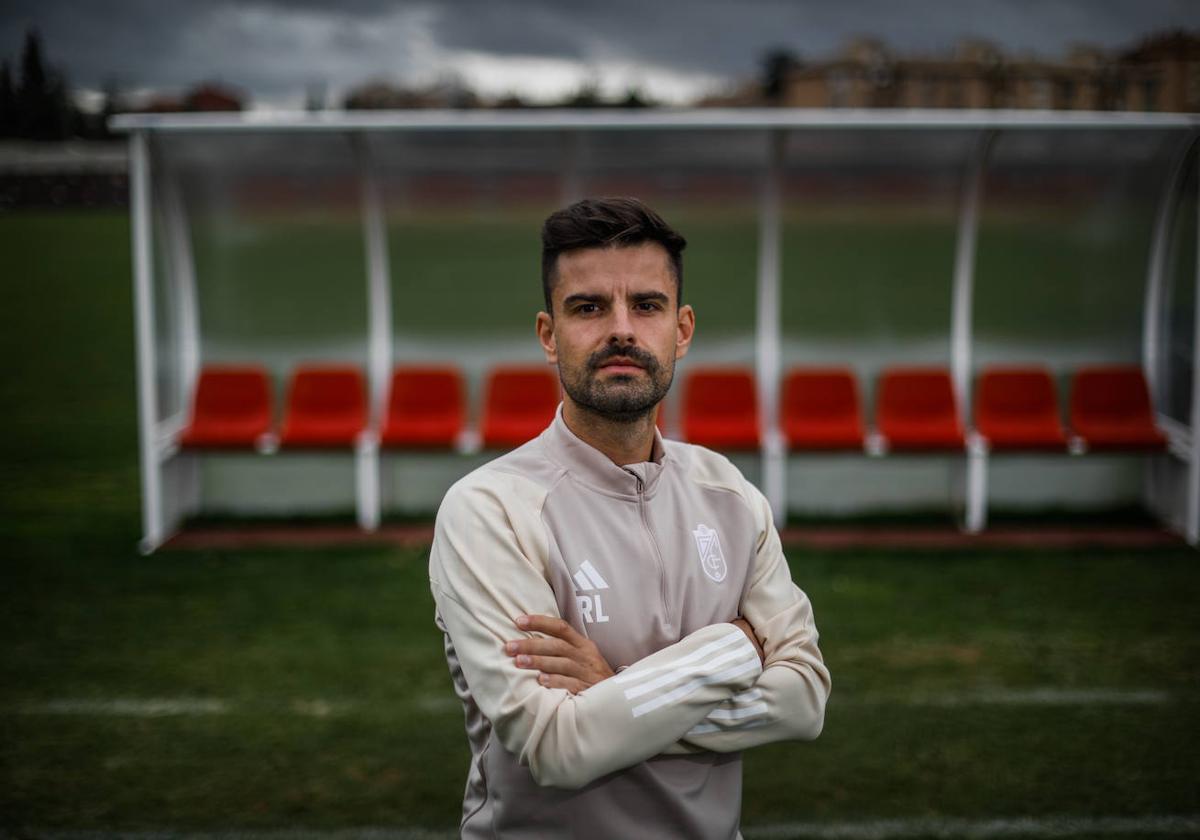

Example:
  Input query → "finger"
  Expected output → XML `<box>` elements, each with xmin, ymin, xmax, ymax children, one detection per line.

<box><xmin>504</xmin><ymin>637</ymin><xmax>574</xmax><ymax>658</ymax></box>
<box><xmin>517</xmin><ymin>614</ymin><xmax>586</xmax><ymax>646</ymax></box>
<box><xmin>537</xmin><ymin>673</ymin><xmax>589</xmax><ymax>694</ymax></box>
<box><xmin>513</xmin><ymin>654</ymin><xmax>583</xmax><ymax>678</ymax></box>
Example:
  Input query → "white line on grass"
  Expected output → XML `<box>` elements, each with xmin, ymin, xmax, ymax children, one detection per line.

<box><xmin>10</xmin><ymin>698</ymin><xmax>352</xmax><ymax>717</ymax></box>
<box><xmin>15</xmin><ymin>817</ymin><xmax>1200</xmax><ymax>839</ymax></box>
<box><xmin>742</xmin><ymin>815</ymin><xmax>1200</xmax><ymax>839</ymax></box>
<box><xmin>22</xmin><ymin>698</ymin><xmax>231</xmax><ymax>716</ymax></box>
<box><xmin>6</xmin><ymin>687</ymin><xmax>1179</xmax><ymax>719</ymax></box>
<box><xmin>838</xmin><ymin>688</ymin><xmax>1174</xmax><ymax>707</ymax></box>
<box><xmin>11</xmin><ymin>830</ymin><xmax>457</xmax><ymax>840</ymax></box>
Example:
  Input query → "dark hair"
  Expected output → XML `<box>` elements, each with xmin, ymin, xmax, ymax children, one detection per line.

<box><xmin>540</xmin><ymin>197</ymin><xmax>687</xmax><ymax>313</ymax></box>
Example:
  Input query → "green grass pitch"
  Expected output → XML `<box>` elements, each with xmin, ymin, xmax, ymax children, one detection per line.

<box><xmin>1</xmin><ymin>210</ymin><xmax>1197</xmax><ymax>837</ymax></box>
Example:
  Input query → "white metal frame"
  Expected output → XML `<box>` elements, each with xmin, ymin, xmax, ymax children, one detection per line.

<box><xmin>757</xmin><ymin>130</ymin><xmax>786</xmax><ymax>528</ymax></box>
<box><xmin>130</xmin><ymin>132</ymin><xmax>163</xmax><ymax>554</ymax></box>
<box><xmin>1142</xmin><ymin>133</ymin><xmax>1200</xmax><ymax>544</ymax></box>
<box><xmin>1143</xmin><ymin>134</ymin><xmax>1199</xmax><ymax>400</ymax></box>
<box><xmin>1189</xmin><ymin>159</ymin><xmax>1200</xmax><ymax>545</ymax></box>
<box><xmin>354</xmin><ymin>134</ymin><xmax>393</xmax><ymax>531</ymax></box>
<box><xmin>952</xmin><ymin>131</ymin><xmax>996</xmax><ymax>534</ymax></box>
<box><xmin>116</xmin><ymin>109</ymin><xmax>1200</xmax><ymax>551</ymax></box>
<box><xmin>113</xmin><ymin>109</ymin><xmax>1200</xmax><ymax>134</ymax></box>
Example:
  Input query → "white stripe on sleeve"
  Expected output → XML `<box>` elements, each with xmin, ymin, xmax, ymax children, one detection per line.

<box><xmin>613</xmin><ymin>628</ymin><xmax>747</xmax><ymax>686</ymax></box>
<box><xmin>707</xmin><ymin>702</ymin><xmax>769</xmax><ymax>721</ymax></box>
<box><xmin>729</xmin><ymin>688</ymin><xmax>763</xmax><ymax>705</ymax></box>
<box><xmin>622</xmin><ymin>641</ymin><xmax>758</xmax><ymax>701</ymax></box>
<box><xmin>687</xmin><ymin>717</ymin><xmax>769</xmax><ymax>736</ymax></box>
<box><xmin>630</xmin><ymin>656</ymin><xmax>762</xmax><ymax>718</ymax></box>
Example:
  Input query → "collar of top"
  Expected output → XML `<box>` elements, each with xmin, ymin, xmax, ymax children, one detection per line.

<box><xmin>542</xmin><ymin>403</ymin><xmax>668</xmax><ymax>499</ymax></box>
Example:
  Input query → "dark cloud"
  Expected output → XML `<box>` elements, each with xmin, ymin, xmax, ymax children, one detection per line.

<box><xmin>1</xmin><ymin>0</ymin><xmax>223</xmax><ymax>88</ymax></box>
<box><xmin>423</xmin><ymin>0</ymin><xmax>1200</xmax><ymax>74</ymax></box>
<box><xmin>0</xmin><ymin>0</ymin><xmax>1195</xmax><ymax>103</ymax></box>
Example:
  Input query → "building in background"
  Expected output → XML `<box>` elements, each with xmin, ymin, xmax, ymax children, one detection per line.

<box><xmin>705</xmin><ymin>31</ymin><xmax>1200</xmax><ymax>112</ymax></box>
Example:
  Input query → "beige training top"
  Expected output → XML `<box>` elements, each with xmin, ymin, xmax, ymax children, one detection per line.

<box><xmin>429</xmin><ymin>406</ymin><xmax>830</xmax><ymax>839</ymax></box>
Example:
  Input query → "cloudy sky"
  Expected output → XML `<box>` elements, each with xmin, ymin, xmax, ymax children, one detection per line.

<box><xmin>1</xmin><ymin>0</ymin><xmax>1197</xmax><ymax>108</ymax></box>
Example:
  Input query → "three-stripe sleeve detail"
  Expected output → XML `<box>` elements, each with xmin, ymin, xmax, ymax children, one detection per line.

<box><xmin>613</xmin><ymin>629</ymin><xmax>748</xmax><ymax>685</ymax></box>
<box><xmin>614</xmin><ymin>628</ymin><xmax>761</xmax><ymax>719</ymax></box>
<box><xmin>686</xmin><ymin>687</ymin><xmax>770</xmax><ymax>735</ymax></box>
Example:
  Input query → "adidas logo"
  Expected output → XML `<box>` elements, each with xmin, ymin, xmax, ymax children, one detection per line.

<box><xmin>572</xmin><ymin>560</ymin><xmax>610</xmax><ymax>624</ymax></box>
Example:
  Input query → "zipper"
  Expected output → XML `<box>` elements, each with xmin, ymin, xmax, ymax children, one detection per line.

<box><xmin>633</xmin><ymin>472</ymin><xmax>673</xmax><ymax>631</ymax></box>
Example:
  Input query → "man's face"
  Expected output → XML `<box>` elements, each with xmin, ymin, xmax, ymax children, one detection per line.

<box><xmin>536</xmin><ymin>242</ymin><xmax>694</xmax><ymax>423</ymax></box>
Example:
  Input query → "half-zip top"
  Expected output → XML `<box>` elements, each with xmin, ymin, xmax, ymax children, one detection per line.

<box><xmin>624</xmin><ymin>464</ymin><xmax>674</xmax><ymax>632</ymax></box>
<box><xmin>541</xmin><ymin>404</ymin><xmax>667</xmax><ymax>500</ymax></box>
<box><xmin>430</xmin><ymin>397</ymin><xmax>830</xmax><ymax>840</ymax></box>
<box><xmin>540</xmin><ymin>407</ymin><xmax>676</xmax><ymax>635</ymax></box>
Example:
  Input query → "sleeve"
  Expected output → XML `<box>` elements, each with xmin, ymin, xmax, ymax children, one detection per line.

<box><xmin>428</xmin><ymin>473</ymin><xmax>764</xmax><ymax>790</ymax></box>
<box><xmin>670</xmin><ymin>481</ymin><xmax>830</xmax><ymax>754</ymax></box>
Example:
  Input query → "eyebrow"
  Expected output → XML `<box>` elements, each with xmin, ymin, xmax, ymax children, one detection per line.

<box><xmin>631</xmin><ymin>291</ymin><xmax>670</xmax><ymax>305</ymax></box>
<box><xmin>562</xmin><ymin>291</ymin><xmax>671</xmax><ymax>308</ymax></box>
<box><xmin>562</xmin><ymin>293</ymin><xmax>608</xmax><ymax>308</ymax></box>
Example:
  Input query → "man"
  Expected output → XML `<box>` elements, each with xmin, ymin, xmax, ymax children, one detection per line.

<box><xmin>429</xmin><ymin>197</ymin><xmax>830</xmax><ymax>839</ymax></box>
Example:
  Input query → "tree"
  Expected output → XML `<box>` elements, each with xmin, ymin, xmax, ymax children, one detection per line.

<box><xmin>16</xmin><ymin>28</ymin><xmax>74</xmax><ymax>140</ymax></box>
<box><xmin>0</xmin><ymin>61</ymin><xmax>15</xmax><ymax>137</ymax></box>
<box><xmin>562</xmin><ymin>80</ymin><xmax>603</xmax><ymax>108</ymax></box>
<box><xmin>761</xmin><ymin>48</ymin><xmax>801</xmax><ymax>104</ymax></box>
<box><xmin>619</xmin><ymin>87</ymin><xmax>652</xmax><ymax>108</ymax></box>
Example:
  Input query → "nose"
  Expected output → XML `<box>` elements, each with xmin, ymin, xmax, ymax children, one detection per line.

<box><xmin>607</xmin><ymin>307</ymin><xmax>636</xmax><ymax>346</ymax></box>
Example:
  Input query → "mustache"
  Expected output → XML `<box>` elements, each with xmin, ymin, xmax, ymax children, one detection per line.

<box><xmin>587</xmin><ymin>345</ymin><xmax>659</xmax><ymax>372</ymax></box>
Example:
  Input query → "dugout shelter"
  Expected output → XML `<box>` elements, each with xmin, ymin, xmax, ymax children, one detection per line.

<box><xmin>111</xmin><ymin>109</ymin><xmax>1200</xmax><ymax>552</ymax></box>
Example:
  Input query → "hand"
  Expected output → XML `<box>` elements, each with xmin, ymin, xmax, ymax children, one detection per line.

<box><xmin>506</xmin><ymin>614</ymin><xmax>615</xmax><ymax>694</ymax></box>
<box><xmin>732</xmin><ymin>617</ymin><xmax>765</xmax><ymax>666</ymax></box>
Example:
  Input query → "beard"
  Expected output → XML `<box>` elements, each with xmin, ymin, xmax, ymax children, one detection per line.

<box><xmin>559</xmin><ymin>344</ymin><xmax>673</xmax><ymax>424</ymax></box>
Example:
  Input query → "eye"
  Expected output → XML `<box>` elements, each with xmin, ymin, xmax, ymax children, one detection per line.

<box><xmin>635</xmin><ymin>301</ymin><xmax>662</xmax><ymax>312</ymax></box>
<box><xmin>577</xmin><ymin>303</ymin><xmax>599</xmax><ymax>314</ymax></box>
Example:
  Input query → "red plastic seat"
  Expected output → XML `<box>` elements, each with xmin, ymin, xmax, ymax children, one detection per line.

<box><xmin>381</xmin><ymin>366</ymin><xmax>465</xmax><ymax>448</ymax></box>
<box><xmin>974</xmin><ymin>367</ymin><xmax>1067</xmax><ymax>451</ymax></box>
<box><xmin>876</xmin><ymin>367</ymin><xmax>964</xmax><ymax>450</ymax></box>
<box><xmin>481</xmin><ymin>366</ymin><xmax>560</xmax><ymax>448</ymax></box>
<box><xmin>1068</xmin><ymin>366</ymin><xmax>1166</xmax><ymax>451</ymax></box>
<box><xmin>682</xmin><ymin>368</ymin><xmax>760</xmax><ymax>449</ymax></box>
<box><xmin>279</xmin><ymin>365</ymin><xmax>367</xmax><ymax>448</ymax></box>
<box><xmin>782</xmin><ymin>368</ymin><xmax>864</xmax><ymax>450</ymax></box>
<box><xmin>179</xmin><ymin>365</ymin><xmax>273</xmax><ymax>449</ymax></box>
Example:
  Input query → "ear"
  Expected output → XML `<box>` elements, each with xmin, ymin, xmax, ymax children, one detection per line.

<box><xmin>675</xmin><ymin>303</ymin><xmax>695</xmax><ymax>361</ymax></box>
<box><xmin>536</xmin><ymin>311</ymin><xmax>557</xmax><ymax>364</ymax></box>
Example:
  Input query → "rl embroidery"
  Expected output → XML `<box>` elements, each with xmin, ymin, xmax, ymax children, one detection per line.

<box><xmin>692</xmin><ymin>523</ymin><xmax>728</xmax><ymax>583</ymax></box>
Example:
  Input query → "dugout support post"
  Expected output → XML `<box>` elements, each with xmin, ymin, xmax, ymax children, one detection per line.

<box><xmin>1189</xmin><ymin>157</ymin><xmax>1200</xmax><ymax>546</ymax></box>
<box><xmin>354</xmin><ymin>132</ymin><xmax>392</xmax><ymax>531</ymax></box>
<box><xmin>757</xmin><ymin>129</ymin><xmax>786</xmax><ymax>528</ymax></box>
<box><xmin>952</xmin><ymin>130</ymin><xmax>995</xmax><ymax>534</ymax></box>
<box><xmin>130</xmin><ymin>131</ymin><xmax>167</xmax><ymax>553</ymax></box>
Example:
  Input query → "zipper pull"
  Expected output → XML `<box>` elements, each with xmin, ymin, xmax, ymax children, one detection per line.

<box><xmin>624</xmin><ymin>467</ymin><xmax>644</xmax><ymax>494</ymax></box>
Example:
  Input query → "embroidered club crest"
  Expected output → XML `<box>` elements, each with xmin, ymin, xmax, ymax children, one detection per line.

<box><xmin>692</xmin><ymin>523</ymin><xmax>727</xmax><ymax>583</ymax></box>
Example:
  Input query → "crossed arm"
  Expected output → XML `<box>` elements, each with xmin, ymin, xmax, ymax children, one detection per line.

<box><xmin>505</xmin><ymin>519</ymin><xmax>824</xmax><ymax>758</ymax></box>
<box><xmin>506</xmin><ymin>613</ymin><xmax>765</xmax><ymax>694</ymax></box>
<box><xmin>431</xmin><ymin>475</ymin><xmax>829</xmax><ymax>788</ymax></box>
